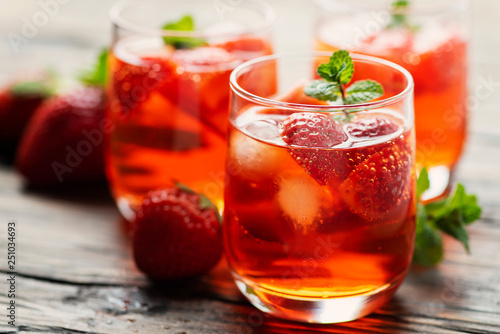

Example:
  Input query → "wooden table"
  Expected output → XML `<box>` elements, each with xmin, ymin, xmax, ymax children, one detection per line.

<box><xmin>1</xmin><ymin>0</ymin><xmax>500</xmax><ymax>333</ymax></box>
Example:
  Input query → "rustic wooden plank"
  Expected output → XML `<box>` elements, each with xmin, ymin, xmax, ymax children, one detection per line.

<box><xmin>0</xmin><ymin>0</ymin><xmax>500</xmax><ymax>332</ymax></box>
<box><xmin>1</xmin><ymin>272</ymin><xmax>499</xmax><ymax>334</ymax></box>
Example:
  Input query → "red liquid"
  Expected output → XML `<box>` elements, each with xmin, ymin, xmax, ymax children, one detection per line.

<box><xmin>105</xmin><ymin>37</ymin><xmax>273</xmax><ymax>217</ymax></box>
<box><xmin>224</xmin><ymin>108</ymin><xmax>416</xmax><ymax>299</ymax></box>
<box><xmin>316</xmin><ymin>25</ymin><xmax>467</xmax><ymax>170</ymax></box>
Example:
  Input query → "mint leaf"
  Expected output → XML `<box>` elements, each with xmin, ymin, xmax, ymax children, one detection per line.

<box><xmin>304</xmin><ymin>79</ymin><xmax>341</xmax><ymax>101</ymax></box>
<box><xmin>162</xmin><ymin>15</ymin><xmax>207</xmax><ymax>49</ymax></box>
<box><xmin>307</xmin><ymin>50</ymin><xmax>383</xmax><ymax>106</ymax></box>
<box><xmin>417</xmin><ymin>167</ymin><xmax>430</xmax><ymax>199</ymax></box>
<box><xmin>344</xmin><ymin>80</ymin><xmax>384</xmax><ymax>104</ymax></box>
<box><xmin>414</xmin><ymin>167</ymin><xmax>482</xmax><ymax>265</ymax></box>
<box><xmin>413</xmin><ymin>204</ymin><xmax>444</xmax><ymax>266</ymax></box>
<box><xmin>435</xmin><ymin>209</ymin><xmax>470</xmax><ymax>253</ymax></box>
<box><xmin>388</xmin><ymin>0</ymin><xmax>409</xmax><ymax>28</ymax></box>
<box><xmin>332</xmin><ymin>50</ymin><xmax>354</xmax><ymax>85</ymax></box>
<box><xmin>317</xmin><ymin>50</ymin><xmax>354</xmax><ymax>85</ymax></box>
<box><xmin>78</xmin><ymin>49</ymin><xmax>108</xmax><ymax>87</ymax></box>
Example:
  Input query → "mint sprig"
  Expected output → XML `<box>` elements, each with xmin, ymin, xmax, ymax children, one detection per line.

<box><xmin>162</xmin><ymin>15</ymin><xmax>207</xmax><ymax>49</ymax></box>
<box><xmin>388</xmin><ymin>0</ymin><xmax>409</xmax><ymax>28</ymax></box>
<box><xmin>78</xmin><ymin>49</ymin><xmax>108</xmax><ymax>87</ymax></box>
<box><xmin>413</xmin><ymin>168</ymin><xmax>482</xmax><ymax>266</ymax></box>
<box><xmin>305</xmin><ymin>50</ymin><xmax>384</xmax><ymax>105</ymax></box>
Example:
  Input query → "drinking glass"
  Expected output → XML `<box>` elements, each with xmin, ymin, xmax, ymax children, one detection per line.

<box><xmin>106</xmin><ymin>0</ymin><xmax>275</xmax><ymax>221</ymax></box>
<box><xmin>314</xmin><ymin>0</ymin><xmax>470</xmax><ymax>201</ymax></box>
<box><xmin>224</xmin><ymin>52</ymin><xmax>416</xmax><ymax>323</ymax></box>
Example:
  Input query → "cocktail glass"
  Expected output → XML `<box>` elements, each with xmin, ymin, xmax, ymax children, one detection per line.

<box><xmin>224</xmin><ymin>52</ymin><xmax>416</xmax><ymax>323</ymax></box>
<box><xmin>106</xmin><ymin>0</ymin><xmax>275</xmax><ymax>221</ymax></box>
<box><xmin>314</xmin><ymin>0</ymin><xmax>469</xmax><ymax>201</ymax></box>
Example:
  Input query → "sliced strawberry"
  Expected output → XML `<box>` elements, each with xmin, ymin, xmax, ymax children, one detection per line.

<box><xmin>217</xmin><ymin>37</ymin><xmax>273</xmax><ymax>61</ymax></box>
<box><xmin>109</xmin><ymin>55</ymin><xmax>174</xmax><ymax>117</ymax></box>
<box><xmin>280</xmin><ymin>112</ymin><xmax>347</xmax><ymax>185</ymax></box>
<box><xmin>133</xmin><ymin>187</ymin><xmax>222</xmax><ymax>279</ymax></box>
<box><xmin>339</xmin><ymin>137</ymin><xmax>413</xmax><ymax>221</ymax></box>
<box><xmin>15</xmin><ymin>86</ymin><xmax>106</xmax><ymax>185</ymax></box>
<box><xmin>346</xmin><ymin>116</ymin><xmax>399</xmax><ymax>138</ymax></box>
<box><xmin>226</xmin><ymin>200</ymin><xmax>293</xmax><ymax>244</ymax></box>
<box><xmin>160</xmin><ymin>47</ymin><xmax>240</xmax><ymax>136</ymax></box>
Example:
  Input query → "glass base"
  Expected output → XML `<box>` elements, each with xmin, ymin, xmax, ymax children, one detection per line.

<box><xmin>117</xmin><ymin>197</ymin><xmax>136</xmax><ymax>222</ymax></box>
<box><xmin>421</xmin><ymin>165</ymin><xmax>454</xmax><ymax>202</ymax></box>
<box><xmin>233</xmin><ymin>274</ymin><xmax>404</xmax><ymax>324</ymax></box>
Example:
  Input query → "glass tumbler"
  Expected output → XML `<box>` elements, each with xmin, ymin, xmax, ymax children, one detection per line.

<box><xmin>106</xmin><ymin>0</ymin><xmax>275</xmax><ymax>221</ymax></box>
<box><xmin>314</xmin><ymin>0</ymin><xmax>470</xmax><ymax>201</ymax></box>
<box><xmin>224</xmin><ymin>52</ymin><xmax>416</xmax><ymax>323</ymax></box>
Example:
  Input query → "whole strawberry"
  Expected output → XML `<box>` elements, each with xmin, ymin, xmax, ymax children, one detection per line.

<box><xmin>15</xmin><ymin>86</ymin><xmax>106</xmax><ymax>185</ymax></box>
<box><xmin>0</xmin><ymin>70</ymin><xmax>54</xmax><ymax>146</ymax></box>
<box><xmin>133</xmin><ymin>186</ymin><xmax>222</xmax><ymax>279</ymax></box>
<box><xmin>280</xmin><ymin>112</ymin><xmax>347</xmax><ymax>185</ymax></box>
<box><xmin>15</xmin><ymin>50</ymin><xmax>108</xmax><ymax>185</ymax></box>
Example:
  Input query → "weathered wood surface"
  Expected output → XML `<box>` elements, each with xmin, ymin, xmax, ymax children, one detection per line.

<box><xmin>1</xmin><ymin>0</ymin><xmax>500</xmax><ymax>333</ymax></box>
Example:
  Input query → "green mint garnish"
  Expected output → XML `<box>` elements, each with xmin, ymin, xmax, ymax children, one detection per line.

<box><xmin>317</xmin><ymin>50</ymin><xmax>353</xmax><ymax>85</ymax></box>
<box><xmin>303</xmin><ymin>80</ymin><xmax>341</xmax><ymax>102</ymax></box>
<box><xmin>344</xmin><ymin>80</ymin><xmax>384</xmax><ymax>105</ymax></box>
<box><xmin>78</xmin><ymin>49</ymin><xmax>108</xmax><ymax>87</ymax></box>
<box><xmin>413</xmin><ymin>167</ymin><xmax>482</xmax><ymax>266</ymax></box>
<box><xmin>305</xmin><ymin>50</ymin><xmax>384</xmax><ymax>105</ymax></box>
<box><xmin>388</xmin><ymin>0</ymin><xmax>409</xmax><ymax>28</ymax></box>
<box><xmin>162</xmin><ymin>15</ymin><xmax>207</xmax><ymax>49</ymax></box>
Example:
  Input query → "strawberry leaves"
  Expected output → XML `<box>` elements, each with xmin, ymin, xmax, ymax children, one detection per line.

<box><xmin>305</xmin><ymin>50</ymin><xmax>384</xmax><ymax>105</ymax></box>
<box><xmin>78</xmin><ymin>49</ymin><xmax>108</xmax><ymax>87</ymax></box>
<box><xmin>413</xmin><ymin>168</ymin><xmax>482</xmax><ymax>266</ymax></box>
<box><xmin>175</xmin><ymin>181</ymin><xmax>222</xmax><ymax>223</ymax></box>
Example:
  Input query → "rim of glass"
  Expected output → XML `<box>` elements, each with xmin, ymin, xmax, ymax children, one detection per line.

<box><xmin>230</xmin><ymin>51</ymin><xmax>414</xmax><ymax>113</ymax></box>
<box><xmin>110</xmin><ymin>0</ymin><xmax>276</xmax><ymax>38</ymax></box>
<box><xmin>314</xmin><ymin>0</ymin><xmax>470</xmax><ymax>15</ymax></box>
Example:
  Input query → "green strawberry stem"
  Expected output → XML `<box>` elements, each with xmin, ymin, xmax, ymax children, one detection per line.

<box><xmin>78</xmin><ymin>49</ymin><xmax>108</xmax><ymax>87</ymax></box>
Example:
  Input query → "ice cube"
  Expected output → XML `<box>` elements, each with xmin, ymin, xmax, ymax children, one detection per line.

<box><xmin>229</xmin><ymin>128</ymin><xmax>286</xmax><ymax>181</ymax></box>
<box><xmin>244</xmin><ymin>120</ymin><xmax>279</xmax><ymax>139</ymax></box>
<box><xmin>277</xmin><ymin>174</ymin><xmax>323</xmax><ymax>232</ymax></box>
<box><xmin>413</xmin><ymin>22</ymin><xmax>454</xmax><ymax>54</ymax></box>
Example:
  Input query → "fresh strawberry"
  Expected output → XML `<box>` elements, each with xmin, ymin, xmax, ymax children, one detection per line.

<box><xmin>0</xmin><ymin>71</ymin><xmax>53</xmax><ymax>145</ymax></box>
<box><xmin>280</xmin><ymin>112</ymin><xmax>347</xmax><ymax>185</ymax></box>
<box><xmin>217</xmin><ymin>37</ymin><xmax>272</xmax><ymax>61</ymax></box>
<box><xmin>161</xmin><ymin>46</ymin><xmax>239</xmax><ymax>136</ymax></box>
<box><xmin>132</xmin><ymin>186</ymin><xmax>222</xmax><ymax>279</ymax></box>
<box><xmin>346</xmin><ymin>116</ymin><xmax>399</xmax><ymax>138</ymax></box>
<box><xmin>109</xmin><ymin>55</ymin><xmax>174</xmax><ymax>117</ymax></box>
<box><xmin>15</xmin><ymin>86</ymin><xmax>106</xmax><ymax>185</ymax></box>
<box><xmin>339</xmin><ymin>138</ymin><xmax>413</xmax><ymax>221</ymax></box>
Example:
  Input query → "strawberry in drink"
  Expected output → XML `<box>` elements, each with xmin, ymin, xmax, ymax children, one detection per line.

<box><xmin>224</xmin><ymin>51</ymin><xmax>416</xmax><ymax>323</ymax></box>
<box><xmin>105</xmin><ymin>12</ymin><xmax>274</xmax><ymax>220</ymax></box>
<box><xmin>315</xmin><ymin>0</ymin><xmax>469</xmax><ymax>199</ymax></box>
